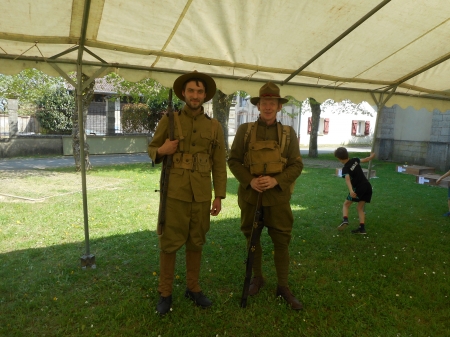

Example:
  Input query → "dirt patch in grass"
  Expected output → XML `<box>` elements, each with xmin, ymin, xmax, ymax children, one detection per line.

<box><xmin>0</xmin><ymin>170</ymin><xmax>126</xmax><ymax>202</ymax></box>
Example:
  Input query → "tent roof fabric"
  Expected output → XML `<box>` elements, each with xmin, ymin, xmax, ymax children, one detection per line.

<box><xmin>1</xmin><ymin>0</ymin><xmax>449</xmax><ymax>111</ymax></box>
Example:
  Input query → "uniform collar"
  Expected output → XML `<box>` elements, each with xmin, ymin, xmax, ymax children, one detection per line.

<box><xmin>182</xmin><ymin>105</ymin><xmax>205</xmax><ymax>118</ymax></box>
<box><xmin>257</xmin><ymin>117</ymin><xmax>278</xmax><ymax>127</ymax></box>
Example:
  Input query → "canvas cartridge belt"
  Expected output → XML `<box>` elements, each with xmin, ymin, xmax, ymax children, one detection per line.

<box><xmin>172</xmin><ymin>152</ymin><xmax>211</xmax><ymax>172</ymax></box>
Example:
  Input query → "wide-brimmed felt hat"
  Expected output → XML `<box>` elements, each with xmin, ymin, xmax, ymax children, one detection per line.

<box><xmin>250</xmin><ymin>82</ymin><xmax>289</xmax><ymax>105</ymax></box>
<box><xmin>173</xmin><ymin>71</ymin><xmax>217</xmax><ymax>102</ymax></box>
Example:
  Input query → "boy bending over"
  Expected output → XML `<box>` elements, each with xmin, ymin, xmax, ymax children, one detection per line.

<box><xmin>334</xmin><ymin>147</ymin><xmax>375</xmax><ymax>234</ymax></box>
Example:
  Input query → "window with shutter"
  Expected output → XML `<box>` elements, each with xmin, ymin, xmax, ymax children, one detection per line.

<box><xmin>351</xmin><ymin>120</ymin><xmax>357</xmax><ymax>135</ymax></box>
<box><xmin>364</xmin><ymin>121</ymin><xmax>370</xmax><ymax>135</ymax></box>
<box><xmin>324</xmin><ymin>118</ymin><xmax>329</xmax><ymax>134</ymax></box>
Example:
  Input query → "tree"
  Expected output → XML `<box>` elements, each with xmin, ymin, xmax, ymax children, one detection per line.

<box><xmin>296</xmin><ymin>98</ymin><xmax>374</xmax><ymax>157</ymax></box>
<box><xmin>0</xmin><ymin>69</ymin><xmax>67</xmax><ymax>115</ymax></box>
<box><xmin>104</xmin><ymin>73</ymin><xmax>183</xmax><ymax>134</ymax></box>
<box><xmin>212</xmin><ymin>89</ymin><xmax>233</xmax><ymax>152</ymax></box>
<box><xmin>308</xmin><ymin>98</ymin><xmax>321</xmax><ymax>158</ymax></box>
<box><xmin>321</xmin><ymin>99</ymin><xmax>374</xmax><ymax>116</ymax></box>
<box><xmin>104</xmin><ymin>73</ymin><xmax>171</xmax><ymax>104</ymax></box>
<box><xmin>72</xmin><ymin>73</ymin><xmax>95</xmax><ymax>171</ymax></box>
<box><xmin>147</xmin><ymin>94</ymin><xmax>182</xmax><ymax>133</ymax></box>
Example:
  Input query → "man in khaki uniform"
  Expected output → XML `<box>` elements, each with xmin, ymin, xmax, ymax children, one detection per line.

<box><xmin>228</xmin><ymin>82</ymin><xmax>303</xmax><ymax>310</ymax></box>
<box><xmin>148</xmin><ymin>71</ymin><xmax>227</xmax><ymax>315</ymax></box>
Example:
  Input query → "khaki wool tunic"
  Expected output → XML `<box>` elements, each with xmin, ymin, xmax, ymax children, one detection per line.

<box><xmin>148</xmin><ymin>105</ymin><xmax>227</xmax><ymax>202</ymax></box>
<box><xmin>228</xmin><ymin>118</ymin><xmax>303</xmax><ymax>207</ymax></box>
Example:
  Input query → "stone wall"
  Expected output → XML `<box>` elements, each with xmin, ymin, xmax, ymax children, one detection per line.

<box><xmin>0</xmin><ymin>135</ymin><xmax>63</xmax><ymax>158</ymax></box>
<box><xmin>374</xmin><ymin>105</ymin><xmax>450</xmax><ymax>171</ymax></box>
<box><xmin>375</xmin><ymin>106</ymin><xmax>395</xmax><ymax>160</ymax></box>
<box><xmin>1</xmin><ymin>135</ymin><xmax>151</xmax><ymax>158</ymax></box>
<box><xmin>427</xmin><ymin>110</ymin><xmax>450</xmax><ymax>170</ymax></box>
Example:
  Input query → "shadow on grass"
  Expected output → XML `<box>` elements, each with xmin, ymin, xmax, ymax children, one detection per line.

<box><xmin>2</xmin><ymin>159</ymin><xmax>450</xmax><ymax>336</ymax></box>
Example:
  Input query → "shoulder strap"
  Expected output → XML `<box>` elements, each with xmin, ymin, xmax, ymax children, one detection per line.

<box><xmin>173</xmin><ymin>112</ymin><xmax>184</xmax><ymax>152</ymax></box>
<box><xmin>243</xmin><ymin>121</ymin><xmax>257</xmax><ymax>149</ymax></box>
<box><xmin>211</xmin><ymin>118</ymin><xmax>219</xmax><ymax>140</ymax></box>
<box><xmin>279</xmin><ymin>124</ymin><xmax>291</xmax><ymax>156</ymax></box>
<box><xmin>209</xmin><ymin>118</ymin><xmax>219</xmax><ymax>154</ymax></box>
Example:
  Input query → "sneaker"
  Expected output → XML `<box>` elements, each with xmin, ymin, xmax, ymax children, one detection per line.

<box><xmin>156</xmin><ymin>295</ymin><xmax>172</xmax><ymax>315</ymax></box>
<box><xmin>351</xmin><ymin>227</ymin><xmax>367</xmax><ymax>235</ymax></box>
<box><xmin>337</xmin><ymin>220</ymin><xmax>349</xmax><ymax>231</ymax></box>
<box><xmin>443</xmin><ymin>212</ymin><xmax>450</xmax><ymax>217</ymax></box>
<box><xmin>184</xmin><ymin>289</ymin><xmax>212</xmax><ymax>308</ymax></box>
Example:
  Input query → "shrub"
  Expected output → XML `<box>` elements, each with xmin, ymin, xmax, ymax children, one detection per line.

<box><xmin>35</xmin><ymin>87</ymin><xmax>75</xmax><ymax>134</ymax></box>
<box><xmin>121</xmin><ymin>103</ymin><xmax>152</xmax><ymax>133</ymax></box>
<box><xmin>121</xmin><ymin>98</ymin><xmax>183</xmax><ymax>134</ymax></box>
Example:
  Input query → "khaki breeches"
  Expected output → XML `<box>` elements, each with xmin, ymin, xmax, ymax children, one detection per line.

<box><xmin>159</xmin><ymin>197</ymin><xmax>211</xmax><ymax>253</ymax></box>
<box><xmin>239</xmin><ymin>199</ymin><xmax>293</xmax><ymax>244</ymax></box>
<box><xmin>239</xmin><ymin>199</ymin><xmax>293</xmax><ymax>286</ymax></box>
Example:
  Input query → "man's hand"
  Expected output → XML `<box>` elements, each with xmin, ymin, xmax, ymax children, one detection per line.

<box><xmin>157</xmin><ymin>138</ymin><xmax>179</xmax><ymax>156</ymax></box>
<box><xmin>250</xmin><ymin>176</ymin><xmax>278</xmax><ymax>192</ymax></box>
<box><xmin>349</xmin><ymin>190</ymin><xmax>357</xmax><ymax>198</ymax></box>
<box><xmin>210</xmin><ymin>197</ymin><xmax>222</xmax><ymax>216</ymax></box>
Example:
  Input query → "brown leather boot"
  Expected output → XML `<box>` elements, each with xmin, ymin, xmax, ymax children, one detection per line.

<box><xmin>248</xmin><ymin>276</ymin><xmax>265</xmax><ymax>296</ymax></box>
<box><xmin>276</xmin><ymin>286</ymin><xmax>303</xmax><ymax>310</ymax></box>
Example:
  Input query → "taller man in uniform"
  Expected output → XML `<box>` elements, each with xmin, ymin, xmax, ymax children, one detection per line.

<box><xmin>228</xmin><ymin>82</ymin><xmax>304</xmax><ymax>310</ymax></box>
<box><xmin>148</xmin><ymin>71</ymin><xmax>227</xmax><ymax>315</ymax></box>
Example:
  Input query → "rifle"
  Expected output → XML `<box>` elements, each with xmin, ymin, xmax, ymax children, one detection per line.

<box><xmin>240</xmin><ymin>166</ymin><xmax>266</xmax><ymax>308</ymax></box>
<box><xmin>156</xmin><ymin>89</ymin><xmax>174</xmax><ymax>235</ymax></box>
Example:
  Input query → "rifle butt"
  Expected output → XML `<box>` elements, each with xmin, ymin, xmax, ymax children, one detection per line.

<box><xmin>156</xmin><ymin>223</ymin><xmax>163</xmax><ymax>235</ymax></box>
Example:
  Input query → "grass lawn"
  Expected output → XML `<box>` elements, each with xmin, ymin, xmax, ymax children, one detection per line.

<box><xmin>1</xmin><ymin>153</ymin><xmax>449</xmax><ymax>336</ymax></box>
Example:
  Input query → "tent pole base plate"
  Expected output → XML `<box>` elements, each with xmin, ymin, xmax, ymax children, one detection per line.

<box><xmin>80</xmin><ymin>254</ymin><xmax>96</xmax><ymax>269</ymax></box>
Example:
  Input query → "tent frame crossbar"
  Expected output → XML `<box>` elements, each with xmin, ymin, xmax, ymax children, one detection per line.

<box><xmin>282</xmin><ymin>0</ymin><xmax>392</xmax><ymax>85</ymax></box>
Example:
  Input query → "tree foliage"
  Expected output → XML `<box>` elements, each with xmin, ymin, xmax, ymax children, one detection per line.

<box><xmin>104</xmin><ymin>73</ymin><xmax>182</xmax><ymax>105</ymax></box>
<box><xmin>300</xmin><ymin>98</ymin><xmax>374</xmax><ymax>116</ymax></box>
<box><xmin>35</xmin><ymin>87</ymin><xmax>75</xmax><ymax>134</ymax></box>
<box><xmin>0</xmin><ymin>69</ymin><xmax>67</xmax><ymax>115</ymax></box>
<box><xmin>105</xmin><ymin>73</ymin><xmax>183</xmax><ymax>133</ymax></box>
<box><xmin>121</xmin><ymin>103</ymin><xmax>152</xmax><ymax>133</ymax></box>
<box><xmin>121</xmin><ymin>98</ymin><xmax>183</xmax><ymax>134</ymax></box>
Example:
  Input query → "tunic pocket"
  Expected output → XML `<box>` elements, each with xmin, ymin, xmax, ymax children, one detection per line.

<box><xmin>196</xmin><ymin>153</ymin><xmax>211</xmax><ymax>173</ymax></box>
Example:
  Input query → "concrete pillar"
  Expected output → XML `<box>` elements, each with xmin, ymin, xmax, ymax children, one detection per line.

<box><xmin>114</xmin><ymin>98</ymin><xmax>121</xmax><ymax>133</ymax></box>
<box><xmin>8</xmin><ymin>98</ymin><xmax>19</xmax><ymax>137</ymax></box>
<box><xmin>106</xmin><ymin>98</ymin><xmax>115</xmax><ymax>135</ymax></box>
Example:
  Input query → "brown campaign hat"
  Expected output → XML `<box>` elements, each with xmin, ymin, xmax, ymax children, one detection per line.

<box><xmin>173</xmin><ymin>71</ymin><xmax>217</xmax><ymax>102</ymax></box>
<box><xmin>250</xmin><ymin>82</ymin><xmax>289</xmax><ymax>105</ymax></box>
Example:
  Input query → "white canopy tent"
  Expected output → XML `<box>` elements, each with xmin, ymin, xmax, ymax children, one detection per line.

<box><xmin>1</xmin><ymin>0</ymin><xmax>450</xmax><ymax>110</ymax></box>
<box><xmin>1</xmin><ymin>0</ymin><xmax>450</xmax><ymax>265</ymax></box>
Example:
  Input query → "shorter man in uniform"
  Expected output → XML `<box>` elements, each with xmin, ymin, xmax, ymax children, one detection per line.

<box><xmin>148</xmin><ymin>71</ymin><xmax>227</xmax><ymax>315</ymax></box>
<box><xmin>228</xmin><ymin>82</ymin><xmax>304</xmax><ymax>310</ymax></box>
